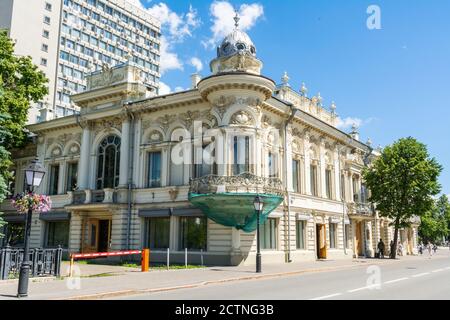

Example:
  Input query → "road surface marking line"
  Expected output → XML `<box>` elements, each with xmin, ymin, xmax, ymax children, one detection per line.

<box><xmin>348</xmin><ymin>285</ymin><xmax>379</xmax><ymax>293</ymax></box>
<box><xmin>310</xmin><ymin>293</ymin><xmax>342</xmax><ymax>300</ymax></box>
<box><xmin>412</xmin><ymin>273</ymin><xmax>430</xmax><ymax>278</ymax></box>
<box><xmin>432</xmin><ymin>269</ymin><xmax>445</xmax><ymax>273</ymax></box>
<box><xmin>384</xmin><ymin>277</ymin><xmax>408</xmax><ymax>284</ymax></box>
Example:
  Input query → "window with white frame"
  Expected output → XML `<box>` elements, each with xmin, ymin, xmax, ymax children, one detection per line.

<box><xmin>260</xmin><ymin>218</ymin><xmax>277</xmax><ymax>250</ymax></box>
<box><xmin>296</xmin><ymin>220</ymin><xmax>306</xmax><ymax>249</ymax></box>
<box><xmin>233</xmin><ymin>136</ymin><xmax>250</xmax><ymax>175</ymax></box>
<box><xmin>329</xmin><ymin>223</ymin><xmax>338</xmax><ymax>249</ymax></box>
<box><xmin>48</xmin><ymin>164</ymin><xmax>60</xmax><ymax>195</ymax></box>
<box><xmin>292</xmin><ymin>159</ymin><xmax>301</xmax><ymax>193</ymax></box>
<box><xmin>325</xmin><ymin>168</ymin><xmax>333</xmax><ymax>199</ymax></box>
<box><xmin>66</xmin><ymin>162</ymin><xmax>78</xmax><ymax>192</ymax></box>
<box><xmin>96</xmin><ymin>135</ymin><xmax>121</xmax><ymax>189</ymax></box>
<box><xmin>310</xmin><ymin>164</ymin><xmax>318</xmax><ymax>197</ymax></box>
<box><xmin>147</xmin><ymin>151</ymin><xmax>162</xmax><ymax>188</ymax></box>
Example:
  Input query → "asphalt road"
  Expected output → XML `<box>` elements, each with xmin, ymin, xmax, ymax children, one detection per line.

<box><xmin>117</xmin><ymin>250</ymin><xmax>450</xmax><ymax>300</ymax></box>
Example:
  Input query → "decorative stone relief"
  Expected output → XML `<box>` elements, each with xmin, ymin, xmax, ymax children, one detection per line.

<box><xmin>92</xmin><ymin>118</ymin><xmax>122</xmax><ymax>136</ymax></box>
<box><xmin>231</xmin><ymin>111</ymin><xmax>253</xmax><ymax>126</ymax></box>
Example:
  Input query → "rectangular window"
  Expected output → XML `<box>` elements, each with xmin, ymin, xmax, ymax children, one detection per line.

<box><xmin>268</xmin><ymin>152</ymin><xmax>277</xmax><ymax>178</ymax></box>
<box><xmin>44</xmin><ymin>16</ymin><xmax>51</xmax><ymax>25</ymax></box>
<box><xmin>146</xmin><ymin>217</ymin><xmax>170</xmax><ymax>250</ymax></box>
<box><xmin>233</xmin><ymin>136</ymin><xmax>250</xmax><ymax>175</ymax></box>
<box><xmin>310</xmin><ymin>164</ymin><xmax>318</xmax><ymax>197</ymax></box>
<box><xmin>67</xmin><ymin>162</ymin><xmax>78</xmax><ymax>191</ymax></box>
<box><xmin>43</xmin><ymin>30</ymin><xmax>50</xmax><ymax>38</ymax></box>
<box><xmin>147</xmin><ymin>152</ymin><xmax>162</xmax><ymax>188</ymax></box>
<box><xmin>40</xmin><ymin>58</ymin><xmax>48</xmax><ymax>66</ymax></box>
<box><xmin>41</xmin><ymin>43</ymin><xmax>48</xmax><ymax>52</ymax></box>
<box><xmin>292</xmin><ymin>159</ymin><xmax>300</xmax><ymax>193</ymax></box>
<box><xmin>340</xmin><ymin>174</ymin><xmax>345</xmax><ymax>201</ymax></box>
<box><xmin>260</xmin><ymin>218</ymin><xmax>277</xmax><ymax>250</ymax></box>
<box><xmin>49</xmin><ymin>164</ymin><xmax>60</xmax><ymax>195</ymax></box>
<box><xmin>45</xmin><ymin>2</ymin><xmax>52</xmax><ymax>11</ymax></box>
<box><xmin>352</xmin><ymin>176</ymin><xmax>359</xmax><ymax>202</ymax></box>
<box><xmin>179</xmin><ymin>216</ymin><xmax>207</xmax><ymax>251</ymax></box>
<box><xmin>296</xmin><ymin>220</ymin><xmax>306</xmax><ymax>249</ymax></box>
<box><xmin>325</xmin><ymin>168</ymin><xmax>333</xmax><ymax>199</ymax></box>
<box><xmin>45</xmin><ymin>221</ymin><xmax>69</xmax><ymax>248</ymax></box>
<box><xmin>329</xmin><ymin>223</ymin><xmax>337</xmax><ymax>249</ymax></box>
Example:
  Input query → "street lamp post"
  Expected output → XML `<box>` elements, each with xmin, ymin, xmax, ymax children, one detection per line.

<box><xmin>17</xmin><ymin>158</ymin><xmax>46</xmax><ymax>298</ymax></box>
<box><xmin>253</xmin><ymin>196</ymin><xmax>264</xmax><ymax>273</ymax></box>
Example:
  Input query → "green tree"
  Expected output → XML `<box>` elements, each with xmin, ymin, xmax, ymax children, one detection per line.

<box><xmin>0</xmin><ymin>30</ymin><xmax>48</xmax><ymax>238</ymax></box>
<box><xmin>0</xmin><ymin>30</ymin><xmax>48</xmax><ymax>149</ymax></box>
<box><xmin>363</xmin><ymin>137</ymin><xmax>442</xmax><ymax>259</ymax></box>
<box><xmin>420</xmin><ymin>195</ymin><xmax>450</xmax><ymax>244</ymax></box>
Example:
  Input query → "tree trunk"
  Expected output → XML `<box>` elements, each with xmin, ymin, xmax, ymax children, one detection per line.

<box><xmin>390</xmin><ymin>219</ymin><xmax>400</xmax><ymax>259</ymax></box>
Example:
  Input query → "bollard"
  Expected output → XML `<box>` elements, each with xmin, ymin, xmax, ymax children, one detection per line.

<box><xmin>201</xmin><ymin>249</ymin><xmax>204</xmax><ymax>267</ymax></box>
<box><xmin>185</xmin><ymin>248</ymin><xmax>187</xmax><ymax>269</ymax></box>
<box><xmin>69</xmin><ymin>255</ymin><xmax>74</xmax><ymax>278</ymax></box>
<box><xmin>167</xmin><ymin>248</ymin><xmax>170</xmax><ymax>271</ymax></box>
<box><xmin>141</xmin><ymin>249</ymin><xmax>150</xmax><ymax>272</ymax></box>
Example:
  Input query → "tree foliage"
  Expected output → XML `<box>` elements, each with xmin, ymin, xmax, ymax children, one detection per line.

<box><xmin>419</xmin><ymin>195</ymin><xmax>450</xmax><ymax>244</ymax></box>
<box><xmin>363</xmin><ymin>137</ymin><xmax>442</xmax><ymax>258</ymax></box>
<box><xmin>0</xmin><ymin>30</ymin><xmax>48</xmax><ymax>149</ymax></box>
<box><xmin>0</xmin><ymin>30</ymin><xmax>48</xmax><ymax>237</ymax></box>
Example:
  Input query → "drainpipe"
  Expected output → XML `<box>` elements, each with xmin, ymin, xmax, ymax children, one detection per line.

<box><xmin>283</xmin><ymin>103</ymin><xmax>299</xmax><ymax>263</ymax></box>
<box><xmin>124</xmin><ymin>103</ymin><xmax>135</xmax><ymax>250</ymax></box>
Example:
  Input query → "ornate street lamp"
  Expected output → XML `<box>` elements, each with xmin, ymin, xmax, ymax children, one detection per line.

<box><xmin>253</xmin><ymin>196</ymin><xmax>264</xmax><ymax>273</ymax></box>
<box><xmin>17</xmin><ymin>158</ymin><xmax>46</xmax><ymax>298</ymax></box>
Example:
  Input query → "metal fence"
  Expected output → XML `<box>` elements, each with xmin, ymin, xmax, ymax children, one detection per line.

<box><xmin>0</xmin><ymin>246</ymin><xmax>63</xmax><ymax>280</ymax></box>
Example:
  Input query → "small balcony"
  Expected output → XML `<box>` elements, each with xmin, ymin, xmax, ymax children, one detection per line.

<box><xmin>347</xmin><ymin>202</ymin><xmax>374</xmax><ymax>218</ymax></box>
<box><xmin>188</xmin><ymin>173</ymin><xmax>285</xmax><ymax>233</ymax></box>
<box><xmin>70</xmin><ymin>189</ymin><xmax>117</xmax><ymax>205</ymax></box>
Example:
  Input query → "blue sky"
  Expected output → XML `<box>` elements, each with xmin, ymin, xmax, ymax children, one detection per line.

<box><xmin>131</xmin><ymin>0</ymin><xmax>450</xmax><ymax>195</ymax></box>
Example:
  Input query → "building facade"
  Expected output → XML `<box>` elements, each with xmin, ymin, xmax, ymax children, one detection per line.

<box><xmin>0</xmin><ymin>0</ymin><xmax>161</xmax><ymax>123</ymax></box>
<box><xmin>0</xmin><ymin>20</ymin><xmax>419</xmax><ymax>265</ymax></box>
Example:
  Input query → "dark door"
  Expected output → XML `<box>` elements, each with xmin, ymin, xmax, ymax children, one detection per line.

<box><xmin>98</xmin><ymin>220</ymin><xmax>111</xmax><ymax>252</ymax></box>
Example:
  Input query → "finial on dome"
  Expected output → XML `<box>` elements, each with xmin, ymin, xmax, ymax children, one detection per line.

<box><xmin>234</xmin><ymin>10</ymin><xmax>240</xmax><ymax>29</ymax></box>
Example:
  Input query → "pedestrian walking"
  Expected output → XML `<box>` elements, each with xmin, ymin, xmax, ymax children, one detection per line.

<box><xmin>427</xmin><ymin>243</ymin><xmax>433</xmax><ymax>258</ymax></box>
<box><xmin>377</xmin><ymin>239</ymin><xmax>385</xmax><ymax>259</ymax></box>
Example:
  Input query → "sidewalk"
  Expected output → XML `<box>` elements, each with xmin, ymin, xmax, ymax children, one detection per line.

<box><xmin>0</xmin><ymin>252</ymin><xmax>447</xmax><ymax>300</ymax></box>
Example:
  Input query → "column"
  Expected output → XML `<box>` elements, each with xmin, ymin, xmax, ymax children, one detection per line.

<box><xmin>232</xmin><ymin>228</ymin><xmax>241</xmax><ymax>253</ymax></box>
<box><xmin>333</xmin><ymin>146</ymin><xmax>341</xmax><ymax>201</ymax></box>
<box><xmin>119</xmin><ymin>118</ymin><xmax>131</xmax><ymax>188</ymax></box>
<box><xmin>304</xmin><ymin>135</ymin><xmax>311</xmax><ymax>195</ymax></box>
<box><xmin>365</xmin><ymin>221</ymin><xmax>374</xmax><ymax>257</ymax></box>
<box><xmin>319</xmin><ymin>139</ymin><xmax>326</xmax><ymax>198</ymax></box>
<box><xmin>349</xmin><ymin>173</ymin><xmax>355</xmax><ymax>203</ymax></box>
<box><xmin>78</xmin><ymin>122</ymin><xmax>92</xmax><ymax>190</ymax></box>
<box><xmin>58</xmin><ymin>162</ymin><xmax>66</xmax><ymax>194</ymax></box>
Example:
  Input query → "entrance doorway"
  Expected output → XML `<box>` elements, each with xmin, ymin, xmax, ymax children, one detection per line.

<box><xmin>316</xmin><ymin>224</ymin><xmax>327</xmax><ymax>259</ymax></box>
<box><xmin>355</xmin><ymin>221</ymin><xmax>364</xmax><ymax>257</ymax></box>
<box><xmin>84</xmin><ymin>219</ymin><xmax>111</xmax><ymax>253</ymax></box>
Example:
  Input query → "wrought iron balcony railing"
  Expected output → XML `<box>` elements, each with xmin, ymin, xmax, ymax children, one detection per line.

<box><xmin>189</xmin><ymin>173</ymin><xmax>285</xmax><ymax>197</ymax></box>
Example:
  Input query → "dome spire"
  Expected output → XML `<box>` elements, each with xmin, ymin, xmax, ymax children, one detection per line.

<box><xmin>234</xmin><ymin>10</ymin><xmax>240</xmax><ymax>29</ymax></box>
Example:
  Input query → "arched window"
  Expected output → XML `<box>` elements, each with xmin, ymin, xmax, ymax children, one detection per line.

<box><xmin>96</xmin><ymin>135</ymin><xmax>121</xmax><ymax>189</ymax></box>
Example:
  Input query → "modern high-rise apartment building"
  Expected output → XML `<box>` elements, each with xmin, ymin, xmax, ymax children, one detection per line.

<box><xmin>0</xmin><ymin>0</ymin><xmax>161</xmax><ymax>123</ymax></box>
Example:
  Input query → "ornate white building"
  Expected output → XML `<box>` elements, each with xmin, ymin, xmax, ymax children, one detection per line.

<box><xmin>1</xmin><ymin>17</ymin><xmax>419</xmax><ymax>265</ymax></box>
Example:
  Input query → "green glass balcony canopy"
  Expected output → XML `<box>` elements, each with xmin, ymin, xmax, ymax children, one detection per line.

<box><xmin>188</xmin><ymin>173</ymin><xmax>285</xmax><ymax>233</ymax></box>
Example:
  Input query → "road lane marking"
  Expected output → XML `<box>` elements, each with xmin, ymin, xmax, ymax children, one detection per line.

<box><xmin>412</xmin><ymin>273</ymin><xmax>430</xmax><ymax>278</ymax></box>
<box><xmin>432</xmin><ymin>269</ymin><xmax>445</xmax><ymax>273</ymax></box>
<box><xmin>348</xmin><ymin>285</ymin><xmax>380</xmax><ymax>293</ymax></box>
<box><xmin>384</xmin><ymin>277</ymin><xmax>408</xmax><ymax>284</ymax></box>
<box><xmin>310</xmin><ymin>293</ymin><xmax>342</xmax><ymax>300</ymax></box>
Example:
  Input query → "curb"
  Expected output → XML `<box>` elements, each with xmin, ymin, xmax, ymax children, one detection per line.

<box><xmin>61</xmin><ymin>262</ymin><xmax>370</xmax><ymax>300</ymax></box>
<box><xmin>0</xmin><ymin>276</ymin><xmax>56</xmax><ymax>286</ymax></box>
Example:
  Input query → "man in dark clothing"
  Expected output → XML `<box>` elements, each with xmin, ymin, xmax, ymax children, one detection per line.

<box><xmin>377</xmin><ymin>239</ymin><xmax>385</xmax><ymax>258</ymax></box>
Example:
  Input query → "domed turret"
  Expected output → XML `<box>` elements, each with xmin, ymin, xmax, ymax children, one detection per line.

<box><xmin>210</xmin><ymin>12</ymin><xmax>263</xmax><ymax>75</ymax></box>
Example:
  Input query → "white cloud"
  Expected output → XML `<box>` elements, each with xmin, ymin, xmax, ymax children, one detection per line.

<box><xmin>190</xmin><ymin>57</ymin><xmax>203</xmax><ymax>72</ymax></box>
<box><xmin>147</xmin><ymin>3</ymin><xmax>200</xmax><ymax>42</ymax></box>
<box><xmin>174</xmin><ymin>86</ymin><xmax>185</xmax><ymax>92</ymax></box>
<box><xmin>204</xmin><ymin>1</ymin><xmax>264</xmax><ymax>48</ymax></box>
<box><xmin>336</xmin><ymin>117</ymin><xmax>363</xmax><ymax>131</ymax></box>
<box><xmin>130</xmin><ymin>2</ymin><xmax>201</xmax><ymax>74</ymax></box>
<box><xmin>160</xmin><ymin>37</ymin><xmax>183</xmax><ymax>74</ymax></box>
<box><xmin>159</xmin><ymin>81</ymin><xmax>172</xmax><ymax>95</ymax></box>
